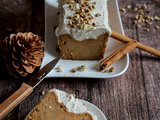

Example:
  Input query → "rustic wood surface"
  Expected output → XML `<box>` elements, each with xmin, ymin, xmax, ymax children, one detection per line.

<box><xmin>0</xmin><ymin>0</ymin><xmax>160</xmax><ymax>120</ymax></box>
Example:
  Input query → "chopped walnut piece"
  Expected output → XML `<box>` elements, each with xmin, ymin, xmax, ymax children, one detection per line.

<box><xmin>68</xmin><ymin>15</ymin><xmax>73</xmax><ymax>19</ymax></box>
<box><xmin>77</xmin><ymin>65</ymin><xmax>87</xmax><ymax>71</ymax></box>
<box><xmin>92</xmin><ymin>5</ymin><xmax>95</xmax><ymax>9</ymax></box>
<box><xmin>71</xmin><ymin>68</ymin><xmax>77</xmax><ymax>73</ymax></box>
<box><xmin>89</xmin><ymin>6</ymin><xmax>93</xmax><ymax>11</ymax></box>
<box><xmin>70</xmin><ymin>24</ymin><xmax>75</xmax><ymax>28</ymax></box>
<box><xmin>109</xmin><ymin>67</ymin><xmax>115</xmax><ymax>72</ymax></box>
<box><xmin>95</xmin><ymin>13</ymin><xmax>101</xmax><ymax>17</ymax></box>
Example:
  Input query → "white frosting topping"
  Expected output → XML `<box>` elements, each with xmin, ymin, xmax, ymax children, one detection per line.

<box><xmin>55</xmin><ymin>0</ymin><xmax>111</xmax><ymax>41</ymax></box>
<box><xmin>50</xmin><ymin>88</ymin><xmax>97</xmax><ymax>120</ymax></box>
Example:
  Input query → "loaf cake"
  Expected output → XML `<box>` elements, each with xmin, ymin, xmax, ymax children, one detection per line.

<box><xmin>55</xmin><ymin>0</ymin><xmax>112</xmax><ymax>60</ymax></box>
<box><xmin>28</xmin><ymin>89</ymin><xmax>97</xmax><ymax>120</ymax></box>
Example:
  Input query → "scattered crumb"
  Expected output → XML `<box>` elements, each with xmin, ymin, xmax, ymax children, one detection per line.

<box><xmin>155</xmin><ymin>25</ymin><xmax>159</xmax><ymax>29</ymax></box>
<box><xmin>144</xmin><ymin>28</ymin><xmax>149</xmax><ymax>31</ymax></box>
<box><xmin>109</xmin><ymin>67</ymin><xmax>115</xmax><ymax>72</ymax></box>
<box><xmin>103</xmin><ymin>66</ymin><xmax>115</xmax><ymax>73</ymax></box>
<box><xmin>58</xmin><ymin>65</ymin><xmax>63</xmax><ymax>69</ymax></box>
<box><xmin>71</xmin><ymin>68</ymin><xmax>77</xmax><ymax>73</ymax></box>
<box><xmin>104</xmin><ymin>69</ymin><xmax>109</xmax><ymax>73</ymax></box>
<box><xmin>77</xmin><ymin>65</ymin><xmax>88</xmax><ymax>71</ymax></box>
<box><xmin>57</xmin><ymin>69</ymin><xmax>62</xmax><ymax>72</ymax></box>
<box><xmin>120</xmin><ymin>8</ymin><xmax>126</xmax><ymax>12</ymax></box>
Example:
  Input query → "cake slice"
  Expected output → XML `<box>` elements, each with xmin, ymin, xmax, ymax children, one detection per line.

<box><xmin>55</xmin><ymin>0</ymin><xmax>112</xmax><ymax>60</ymax></box>
<box><xmin>28</xmin><ymin>89</ymin><xmax>97</xmax><ymax>120</ymax></box>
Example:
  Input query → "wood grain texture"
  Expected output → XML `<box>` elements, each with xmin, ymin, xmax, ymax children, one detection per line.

<box><xmin>0</xmin><ymin>0</ymin><xmax>159</xmax><ymax>120</ymax></box>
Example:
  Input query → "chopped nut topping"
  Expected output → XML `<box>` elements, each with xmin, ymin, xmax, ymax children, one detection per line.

<box><xmin>70</xmin><ymin>24</ymin><xmax>75</xmax><ymax>28</ymax></box>
<box><xmin>89</xmin><ymin>5</ymin><xmax>93</xmax><ymax>11</ymax></box>
<box><xmin>68</xmin><ymin>15</ymin><xmax>73</xmax><ymax>19</ymax></box>
<box><xmin>95</xmin><ymin>13</ymin><xmax>101</xmax><ymax>17</ymax></box>
<box><xmin>134</xmin><ymin>7</ymin><xmax>138</xmax><ymax>11</ymax></box>
<box><xmin>137</xmin><ymin>5</ymin><xmax>141</xmax><ymax>9</ymax></box>
<box><xmin>94</xmin><ymin>1</ymin><xmax>96</xmax><ymax>4</ymax></box>
<box><xmin>92</xmin><ymin>5</ymin><xmax>95</xmax><ymax>9</ymax></box>
<box><xmin>142</xmin><ymin>4</ymin><xmax>147</xmax><ymax>9</ymax></box>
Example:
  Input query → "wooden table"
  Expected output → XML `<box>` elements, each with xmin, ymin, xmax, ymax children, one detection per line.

<box><xmin>0</xmin><ymin>0</ymin><xmax>160</xmax><ymax>120</ymax></box>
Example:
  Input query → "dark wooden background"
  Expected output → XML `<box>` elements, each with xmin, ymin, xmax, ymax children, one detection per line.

<box><xmin>0</xmin><ymin>0</ymin><xmax>160</xmax><ymax>120</ymax></box>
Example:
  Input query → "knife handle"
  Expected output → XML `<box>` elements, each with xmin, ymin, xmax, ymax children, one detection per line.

<box><xmin>0</xmin><ymin>83</ymin><xmax>33</xmax><ymax>119</ymax></box>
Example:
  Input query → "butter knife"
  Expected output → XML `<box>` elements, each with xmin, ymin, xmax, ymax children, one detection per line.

<box><xmin>0</xmin><ymin>57</ymin><xmax>60</xmax><ymax>119</ymax></box>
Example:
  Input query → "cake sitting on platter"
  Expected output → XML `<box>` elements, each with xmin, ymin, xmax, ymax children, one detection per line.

<box><xmin>28</xmin><ymin>89</ymin><xmax>97</xmax><ymax>120</ymax></box>
<box><xmin>55</xmin><ymin>0</ymin><xmax>111</xmax><ymax>60</ymax></box>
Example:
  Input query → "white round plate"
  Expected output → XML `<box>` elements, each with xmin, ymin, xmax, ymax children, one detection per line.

<box><xmin>25</xmin><ymin>100</ymin><xmax>107</xmax><ymax>120</ymax></box>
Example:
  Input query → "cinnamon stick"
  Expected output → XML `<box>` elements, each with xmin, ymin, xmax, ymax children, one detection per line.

<box><xmin>111</xmin><ymin>30</ymin><xmax>160</xmax><ymax>57</ymax></box>
<box><xmin>100</xmin><ymin>40</ymin><xmax>138</xmax><ymax>71</ymax></box>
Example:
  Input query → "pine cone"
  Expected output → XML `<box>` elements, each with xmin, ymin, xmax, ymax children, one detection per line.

<box><xmin>0</xmin><ymin>32</ymin><xmax>45</xmax><ymax>78</ymax></box>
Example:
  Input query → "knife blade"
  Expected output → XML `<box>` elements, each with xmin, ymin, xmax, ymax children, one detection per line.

<box><xmin>0</xmin><ymin>56</ymin><xmax>60</xmax><ymax>119</ymax></box>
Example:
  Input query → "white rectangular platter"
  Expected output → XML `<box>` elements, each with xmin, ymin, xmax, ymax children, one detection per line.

<box><xmin>41</xmin><ymin>0</ymin><xmax>129</xmax><ymax>78</ymax></box>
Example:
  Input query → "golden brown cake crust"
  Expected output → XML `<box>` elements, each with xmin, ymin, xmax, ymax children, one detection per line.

<box><xmin>58</xmin><ymin>33</ymin><xmax>109</xmax><ymax>60</ymax></box>
<box><xmin>28</xmin><ymin>91</ymin><xmax>93</xmax><ymax>120</ymax></box>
